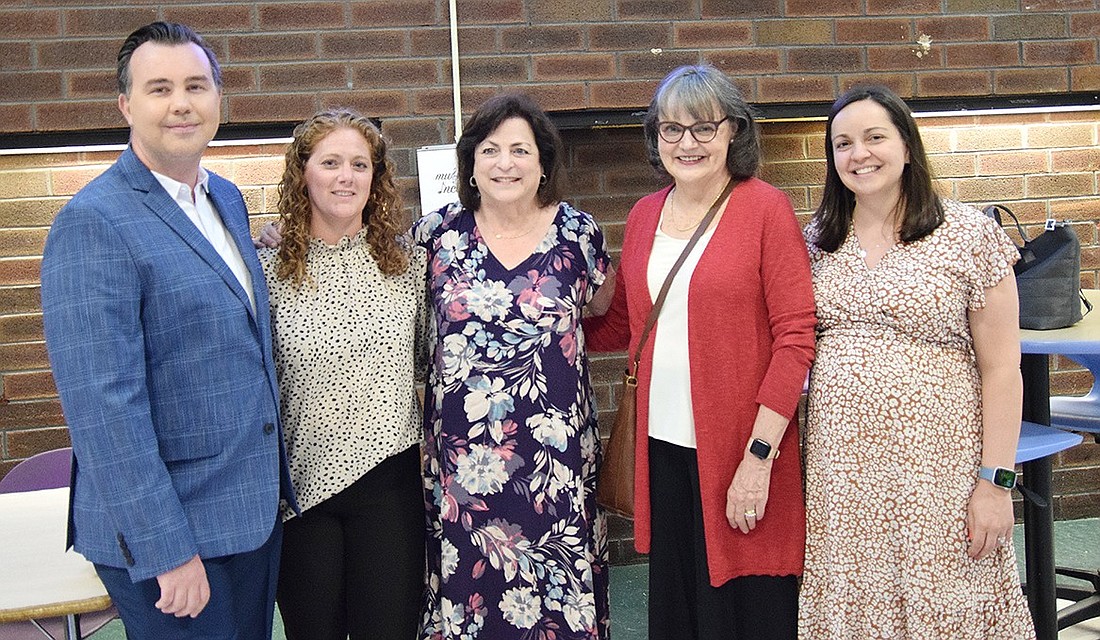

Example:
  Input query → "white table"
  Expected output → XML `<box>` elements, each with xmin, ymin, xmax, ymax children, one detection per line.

<box><xmin>0</xmin><ymin>487</ymin><xmax>112</xmax><ymax>639</ymax></box>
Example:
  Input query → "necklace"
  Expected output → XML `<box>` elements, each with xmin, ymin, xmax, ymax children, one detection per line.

<box><xmin>480</xmin><ymin>213</ymin><xmax>538</xmax><ymax>240</ymax></box>
<box><xmin>854</xmin><ymin>226</ymin><xmax>898</xmax><ymax>259</ymax></box>
<box><xmin>668</xmin><ymin>188</ymin><xmax>711</xmax><ymax>232</ymax></box>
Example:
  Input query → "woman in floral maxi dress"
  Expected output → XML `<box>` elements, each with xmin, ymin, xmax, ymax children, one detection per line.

<box><xmin>414</xmin><ymin>93</ymin><xmax>613</xmax><ymax>640</ymax></box>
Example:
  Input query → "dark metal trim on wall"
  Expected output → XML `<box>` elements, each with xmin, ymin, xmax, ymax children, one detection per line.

<box><xmin>1</xmin><ymin>93</ymin><xmax>1097</xmax><ymax>150</ymax></box>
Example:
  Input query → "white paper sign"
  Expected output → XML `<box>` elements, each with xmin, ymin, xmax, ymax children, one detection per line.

<box><xmin>415</xmin><ymin>143</ymin><xmax>459</xmax><ymax>214</ymax></box>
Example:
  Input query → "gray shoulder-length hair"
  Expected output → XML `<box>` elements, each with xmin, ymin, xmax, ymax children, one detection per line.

<box><xmin>643</xmin><ymin>64</ymin><xmax>761</xmax><ymax>180</ymax></box>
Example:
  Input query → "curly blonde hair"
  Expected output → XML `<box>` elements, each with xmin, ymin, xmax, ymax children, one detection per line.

<box><xmin>276</xmin><ymin>108</ymin><xmax>408</xmax><ymax>286</ymax></box>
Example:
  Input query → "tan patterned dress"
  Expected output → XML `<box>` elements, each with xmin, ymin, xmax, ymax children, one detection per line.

<box><xmin>799</xmin><ymin>201</ymin><xmax>1036</xmax><ymax>639</ymax></box>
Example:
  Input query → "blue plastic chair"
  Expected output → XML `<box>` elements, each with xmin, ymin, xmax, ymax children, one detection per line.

<box><xmin>0</xmin><ymin>447</ymin><xmax>117</xmax><ymax>640</ymax></box>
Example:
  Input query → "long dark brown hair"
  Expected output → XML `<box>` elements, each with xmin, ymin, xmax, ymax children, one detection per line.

<box><xmin>276</xmin><ymin>108</ymin><xmax>407</xmax><ymax>286</ymax></box>
<box><xmin>810</xmin><ymin>85</ymin><xmax>944</xmax><ymax>252</ymax></box>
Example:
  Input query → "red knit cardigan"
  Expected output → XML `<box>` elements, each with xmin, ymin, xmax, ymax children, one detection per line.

<box><xmin>583</xmin><ymin>178</ymin><xmax>816</xmax><ymax>585</ymax></box>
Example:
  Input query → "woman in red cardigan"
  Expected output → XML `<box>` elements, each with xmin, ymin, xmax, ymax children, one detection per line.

<box><xmin>583</xmin><ymin>64</ymin><xmax>816</xmax><ymax>639</ymax></box>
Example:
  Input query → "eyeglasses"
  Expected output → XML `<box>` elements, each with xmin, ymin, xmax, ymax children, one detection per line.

<box><xmin>656</xmin><ymin>118</ymin><xmax>729</xmax><ymax>144</ymax></box>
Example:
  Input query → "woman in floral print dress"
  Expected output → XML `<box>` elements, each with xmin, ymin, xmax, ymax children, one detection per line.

<box><xmin>413</xmin><ymin>93</ymin><xmax>613</xmax><ymax>640</ymax></box>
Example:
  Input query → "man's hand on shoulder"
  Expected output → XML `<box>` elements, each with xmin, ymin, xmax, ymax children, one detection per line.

<box><xmin>155</xmin><ymin>554</ymin><xmax>210</xmax><ymax>618</ymax></box>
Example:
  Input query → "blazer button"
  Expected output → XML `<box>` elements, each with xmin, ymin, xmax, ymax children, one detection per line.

<box><xmin>263</xmin><ymin>423</ymin><xmax>275</xmax><ymax>434</ymax></box>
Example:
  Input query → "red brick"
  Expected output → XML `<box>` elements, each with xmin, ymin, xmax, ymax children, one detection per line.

<box><xmin>0</xmin><ymin>313</ymin><xmax>43</xmax><ymax>343</ymax></box>
<box><xmin>0</xmin><ymin>229</ymin><xmax>47</xmax><ymax>259</ymax></box>
<box><xmin>321</xmin><ymin>31</ymin><xmax>407</xmax><ymax>58</ymax></box>
<box><xmin>955</xmin><ymin>176</ymin><xmax>1025</xmax><ymax>202</ymax></box>
<box><xmin>221</xmin><ymin>67</ymin><xmax>257</xmax><ymax>93</ymax></box>
<box><xmin>0</xmin><ymin>42</ymin><xmax>31</xmax><ymax>70</ymax></box>
<box><xmin>868</xmin><ymin>46</ymin><xmax>944</xmax><ymax>71</ymax></box>
<box><xmin>756</xmin><ymin>20</ymin><xmax>831</xmax><ymax>45</ymax></box>
<box><xmin>0</xmin><ymin>72</ymin><xmax>63</xmax><ymax>102</ymax></box>
<box><xmin>0</xmin><ymin>104</ymin><xmax>31</xmax><ymax>133</ymax></box>
<box><xmin>163</xmin><ymin>4</ymin><xmax>254</xmax><ymax>33</ymax></box>
<box><xmin>917</xmin><ymin>70</ymin><xmax>992</xmax><ymax>97</ymax></box>
<box><xmin>259</xmin><ymin>62</ymin><xmax>347</xmax><ymax>91</ymax></box>
<box><xmin>1071</xmin><ymin>65</ymin><xmax>1100</xmax><ymax>92</ymax></box>
<box><xmin>590</xmin><ymin>80</ymin><xmax>657</xmax><ymax>109</ymax></box>
<box><xmin>945</xmin><ymin>0</ymin><xmax>1016</xmax><ymax>11</ymax></box>
<box><xmin>0</xmin><ymin>342</ymin><xmax>49</xmax><ymax>372</ymax></box>
<box><xmin>2</xmin><ymin>372</ymin><xmax>57</xmax><ymax>402</ymax></box>
<box><xmin>785</xmin><ymin>0</ymin><xmax>860</xmax><ymax>14</ymax></box>
<box><xmin>351</xmin><ymin>0</ymin><xmax>437</xmax><ymax>26</ymax></box>
<box><xmin>446</xmin><ymin>56</ymin><xmax>528</xmax><ymax>85</ymax></box>
<box><xmin>411</xmin><ymin>87</ymin><xmax>499</xmax><ymax>117</ymax></box>
<box><xmin>1024</xmin><ymin>40</ymin><xmax>1097</xmax><ymax>66</ymax></box>
<box><xmin>915</xmin><ymin>16</ymin><xmax>990</xmax><ymax>42</ymax></box>
<box><xmin>673</xmin><ymin>21</ymin><xmax>752</xmax><ymax>48</ymax></box>
<box><xmin>788</xmin><ymin>47</ymin><xmax>864</xmax><ymax>73</ymax></box>
<box><xmin>382</xmin><ymin>117</ymin><xmax>448</xmax><ymax>149</ymax></box>
<box><xmin>410</xmin><ymin>27</ymin><xmax>497</xmax><ymax>57</ymax></box>
<box><xmin>319</xmin><ymin>91</ymin><xmax>409</xmax><ymax>118</ymax></box>
<box><xmin>354</xmin><ymin>59</ymin><xmax>439</xmax><ymax>88</ymax></box>
<box><xmin>867</xmin><ymin>0</ymin><xmax>939</xmax><ymax>14</ymax></box>
<box><xmin>590</xmin><ymin>23</ymin><xmax>671</xmax><ymax>50</ymax></box>
<box><xmin>995</xmin><ymin>68</ymin><xmax>1071</xmax><ymax>94</ymax></box>
<box><xmin>36</xmin><ymin>100</ymin><xmax>126</xmax><ymax>132</ymax></box>
<box><xmin>702</xmin><ymin>0</ymin><xmax>781</xmax><ymax>17</ymax></box>
<box><xmin>38</xmin><ymin>38</ymin><xmax>123</xmax><ymax>70</ymax></box>
<box><xmin>1028</xmin><ymin>122</ymin><xmax>1096</xmax><ymax>149</ymax></box>
<box><xmin>759</xmin><ymin>160</ymin><xmax>826</xmax><ymax>187</ymax></box>
<box><xmin>836</xmin><ymin>19</ymin><xmax>911</xmax><ymax>44</ymax></box>
<box><xmin>617</xmin><ymin>0</ymin><xmax>695</xmax><ymax>19</ymax></box>
<box><xmin>63</xmin><ymin>8</ymin><xmax>159</xmax><ymax>37</ymax></box>
<box><xmin>258</xmin><ymin>2</ymin><xmax>346</xmax><ymax>30</ymax></box>
<box><xmin>619</xmin><ymin>51</ymin><xmax>702</xmax><ymax>80</ymax></box>
<box><xmin>757</xmin><ymin>75</ymin><xmax>836</xmax><ymax>103</ymax></box>
<box><xmin>0</xmin><ymin>287</ymin><xmax>42</xmax><ymax>315</ymax></box>
<box><xmin>227</xmin><ymin>94</ymin><xmax>318</xmax><ymax>124</ymax></box>
<box><xmin>0</xmin><ymin>257</ymin><xmax>40</xmax><ymax>286</ymax></box>
<box><xmin>839</xmin><ymin>74</ymin><xmax>914</xmax><ymax>98</ymax></box>
<box><xmin>992</xmin><ymin>14</ymin><xmax>1068</xmax><ymax>41</ymax></box>
<box><xmin>451</xmin><ymin>0</ymin><xmax>523</xmax><ymax>24</ymax></box>
<box><xmin>704</xmin><ymin>49</ymin><xmax>782</xmax><ymax>75</ymax></box>
<box><xmin>534</xmin><ymin>54</ymin><xmax>615</xmax><ymax>81</ymax></box>
<box><xmin>0</xmin><ymin>9</ymin><xmax>60</xmax><ymax>38</ymax></box>
<box><xmin>529</xmin><ymin>1</ymin><xmax>612</xmax><ymax>21</ymax></box>
<box><xmin>522</xmin><ymin>83</ymin><xmax>587</xmax><ymax>112</ymax></box>
<box><xmin>1070</xmin><ymin>14</ymin><xmax>1100</xmax><ymax>37</ymax></box>
<box><xmin>1026</xmin><ymin>173</ymin><xmax>1095</xmax><ymax>199</ymax></box>
<box><xmin>229</xmin><ymin>34</ymin><xmax>318</xmax><ymax>63</ymax></box>
<box><xmin>67</xmin><ymin>71</ymin><xmax>115</xmax><ymax>99</ymax></box>
<box><xmin>501</xmin><ymin>25</ymin><xmax>583</xmax><ymax>52</ymax></box>
<box><xmin>1024</xmin><ymin>0</ymin><xmax>1095</xmax><ymax>10</ymax></box>
<box><xmin>944</xmin><ymin>43</ymin><xmax>1021</xmax><ymax>69</ymax></box>
<box><xmin>6</xmin><ymin>425</ymin><xmax>70</xmax><ymax>457</ymax></box>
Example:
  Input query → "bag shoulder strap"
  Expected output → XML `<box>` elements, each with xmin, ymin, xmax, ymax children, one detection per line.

<box><xmin>627</xmin><ymin>178</ymin><xmax>736</xmax><ymax>381</ymax></box>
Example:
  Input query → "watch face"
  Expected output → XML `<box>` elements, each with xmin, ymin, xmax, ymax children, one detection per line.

<box><xmin>749</xmin><ymin>438</ymin><xmax>771</xmax><ymax>460</ymax></box>
<box><xmin>993</xmin><ymin>467</ymin><xmax>1017</xmax><ymax>489</ymax></box>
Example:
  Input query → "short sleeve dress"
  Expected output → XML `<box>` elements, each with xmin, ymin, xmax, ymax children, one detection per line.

<box><xmin>413</xmin><ymin>201</ymin><xmax>611</xmax><ymax>640</ymax></box>
<box><xmin>799</xmin><ymin>200</ymin><xmax>1037</xmax><ymax>638</ymax></box>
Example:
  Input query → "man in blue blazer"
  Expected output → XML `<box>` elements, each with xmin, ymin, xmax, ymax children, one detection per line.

<box><xmin>41</xmin><ymin>22</ymin><xmax>296</xmax><ymax>639</ymax></box>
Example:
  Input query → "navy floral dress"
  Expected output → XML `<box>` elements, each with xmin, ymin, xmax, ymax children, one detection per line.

<box><xmin>413</xmin><ymin>201</ymin><xmax>611</xmax><ymax>640</ymax></box>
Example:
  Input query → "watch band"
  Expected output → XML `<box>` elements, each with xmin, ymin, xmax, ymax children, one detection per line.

<box><xmin>749</xmin><ymin>437</ymin><xmax>779</xmax><ymax>461</ymax></box>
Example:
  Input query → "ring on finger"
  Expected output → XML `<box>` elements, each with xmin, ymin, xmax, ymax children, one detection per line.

<box><xmin>744</xmin><ymin>509</ymin><xmax>757</xmax><ymax>518</ymax></box>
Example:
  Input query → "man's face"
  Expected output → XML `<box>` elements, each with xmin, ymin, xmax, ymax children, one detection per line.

<box><xmin>118</xmin><ymin>41</ymin><xmax>220</xmax><ymax>184</ymax></box>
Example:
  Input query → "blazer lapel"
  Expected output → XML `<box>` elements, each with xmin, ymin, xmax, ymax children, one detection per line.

<box><xmin>118</xmin><ymin>148</ymin><xmax>258</xmax><ymax>323</ymax></box>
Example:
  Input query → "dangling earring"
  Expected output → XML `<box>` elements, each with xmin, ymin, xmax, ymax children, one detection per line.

<box><xmin>469</xmin><ymin>176</ymin><xmax>477</xmax><ymax>188</ymax></box>
<box><xmin>539</xmin><ymin>174</ymin><xmax>547</xmax><ymax>185</ymax></box>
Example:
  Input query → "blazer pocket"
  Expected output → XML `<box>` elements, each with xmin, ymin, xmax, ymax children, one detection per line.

<box><xmin>158</xmin><ymin>432</ymin><xmax>224</xmax><ymax>463</ymax></box>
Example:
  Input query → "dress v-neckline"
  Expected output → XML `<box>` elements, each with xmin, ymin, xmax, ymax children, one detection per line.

<box><xmin>478</xmin><ymin>204</ymin><xmax>562</xmax><ymax>273</ymax></box>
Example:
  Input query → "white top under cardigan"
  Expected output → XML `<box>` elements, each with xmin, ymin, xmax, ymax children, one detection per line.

<box><xmin>645</xmin><ymin>217</ymin><xmax>716</xmax><ymax>449</ymax></box>
<box><xmin>260</xmin><ymin>230</ymin><xmax>428</xmax><ymax>520</ymax></box>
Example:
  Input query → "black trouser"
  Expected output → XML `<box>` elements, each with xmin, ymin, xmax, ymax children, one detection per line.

<box><xmin>648</xmin><ymin>437</ymin><xmax>798</xmax><ymax>640</ymax></box>
<box><xmin>277</xmin><ymin>445</ymin><xmax>425</xmax><ymax>640</ymax></box>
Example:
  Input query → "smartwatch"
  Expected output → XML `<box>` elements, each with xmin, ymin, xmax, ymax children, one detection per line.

<box><xmin>749</xmin><ymin>437</ymin><xmax>779</xmax><ymax>461</ymax></box>
<box><xmin>978</xmin><ymin>466</ymin><xmax>1017</xmax><ymax>490</ymax></box>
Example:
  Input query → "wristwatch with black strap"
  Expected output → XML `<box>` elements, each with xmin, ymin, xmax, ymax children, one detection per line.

<box><xmin>748</xmin><ymin>437</ymin><xmax>779</xmax><ymax>461</ymax></box>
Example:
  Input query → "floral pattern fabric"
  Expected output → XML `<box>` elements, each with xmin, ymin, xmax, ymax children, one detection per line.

<box><xmin>413</xmin><ymin>201</ymin><xmax>611</xmax><ymax>640</ymax></box>
<box><xmin>799</xmin><ymin>201</ymin><xmax>1036</xmax><ymax>638</ymax></box>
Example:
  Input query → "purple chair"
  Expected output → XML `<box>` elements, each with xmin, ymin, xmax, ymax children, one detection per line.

<box><xmin>0</xmin><ymin>447</ymin><xmax>118</xmax><ymax>640</ymax></box>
